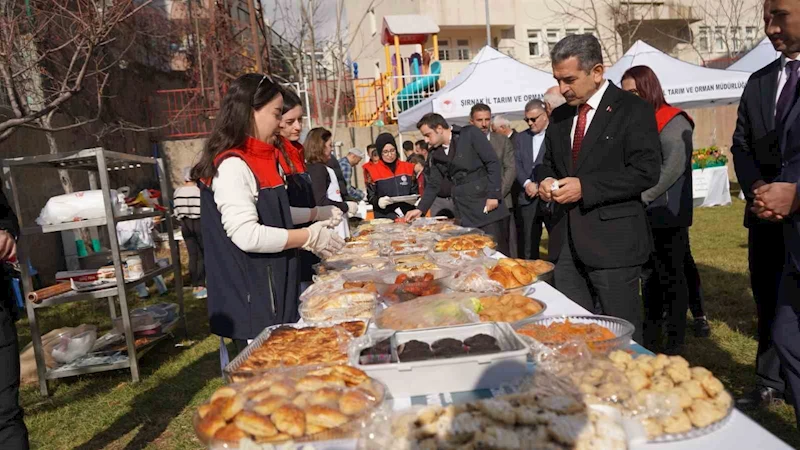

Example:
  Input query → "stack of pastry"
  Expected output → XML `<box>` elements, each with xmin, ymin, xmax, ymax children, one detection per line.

<box><xmin>300</xmin><ymin>289</ymin><xmax>377</xmax><ymax>322</ymax></box>
<box><xmin>487</xmin><ymin>258</ymin><xmax>553</xmax><ymax>289</ymax></box>
<box><xmin>434</xmin><ymin>234</ymin><xmax>496</xmax><ymax>252</ymax></box>
<box><xmin>361</xmin><ymin>390</ymin><xmax>627</xmax><ymax>449</ymax></box>
<box><xmin>196</xmin><ymin>365</ymin><xmax>384</xmax><ymax>446</ymax></box>
<box><xmin>232</xmin><ymin>322</ymin><xmax>367</xmax><ymax>379</ymax></box>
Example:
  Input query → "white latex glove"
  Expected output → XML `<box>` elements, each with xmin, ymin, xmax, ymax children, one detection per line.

<box><xmin>302</xmin><ymin>220</ymin><xmax>345</xmax><ymax>258</ymax></box>
<box><xmin>315</xmin><ymin>205</ymin><xmax>343</xmax><ymax>226</ymax></box>
<box><xmin>346</xmin><ymin>201</ymin><xmax>359</xmax><ymax>218</ymax></box>
<box><xmin>378</xmin><ymin>196</ymin><xmax>392</xmax><ymax>209</ymax></box>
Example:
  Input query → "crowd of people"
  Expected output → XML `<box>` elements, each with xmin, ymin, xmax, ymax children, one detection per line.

<box><xmin>2</xmin><ymin>1</ymin><xmax>800</xmax><ymax>447</ymax></box>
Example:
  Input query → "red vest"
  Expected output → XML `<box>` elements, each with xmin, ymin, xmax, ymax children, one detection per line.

<box><xmin>370</xmin><ymin>160</ymin><xmax>416</xmax><ymax>198</ymax></box>
<box><xmin>656</xmin><ymin>105</ymin><xmax>694</xmax><ymax>133</ymax></box>
<box><xmin>203</xmin><ymin>137</ymin><xmax>284</xmax><ymax>189</ymax></box>
<box><xmin>276</xmin><ymin>136</ymin><xmax>307</xmax><ymax>175</ymax></box>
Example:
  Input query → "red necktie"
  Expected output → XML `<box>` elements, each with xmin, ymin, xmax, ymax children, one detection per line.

<box><xmin>572</xmin><ymin>103</ymin><xmax>592</xmax><ymax>167</ymax></box>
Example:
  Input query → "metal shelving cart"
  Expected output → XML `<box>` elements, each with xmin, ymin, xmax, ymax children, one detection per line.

<box><xmin>1</xmin><ymin>148</ymin><xmax>186</xmax><ymax>396</ymax></box>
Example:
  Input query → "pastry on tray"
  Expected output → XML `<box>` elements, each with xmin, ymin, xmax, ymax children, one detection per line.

<box><xmin>196</xmin><ymin>365</ymin><xmax>384</xmax><ymax>446</ymax></box>
<box><xmin>434</xmin><ymin>234</ymin><xmax>496</xmax><ymax>252</ymax></box>
<box><xmin>488</xmin><ymin>258</ymin><xmax>554</xmax><ymax>289</ymax></box>
<box><xmin>231</xmin><ymin>322</ymin><xmax>367</xmax><ymax>378</ymax></box>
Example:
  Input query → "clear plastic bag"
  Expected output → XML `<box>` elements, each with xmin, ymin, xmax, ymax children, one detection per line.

<box><xmin>343</xmin><ymin>267</ymin><xmax>453</xmax><ymax>304</ymax></box>
<box><xmin>348</xmin><ymin>330</ymin><xmax>395</xmax><ymax>366</ymax></box>
<box><xmin>374</xmin><ymin>236</ymin><xmax>435</xmax><ymax>256</ymax></box>
<box><xmin>299</xmin><ymin>288</ymin><xmax>378</xmax><ymax>322</ymax></box>
<box><xmin>440</xmin><ymin>262</ymin><xmax>505</xmax><ymax>295</ymax></box>
<box><xmin>374</xmin><ymin>292</ymin><xmax>483</xmax><ymax>330</ymax></box>
<box><xmin>195</xmin><ymin>363</ymin><xmax>386</xmax><ymax>448</ymax></box>
<box><xmin>429</xmin><ymin>247</ymin><xmax>498</xmax><ymax>268</ymax></box>
<box><xmin>51</xmin><ymin>326</ymin><xmax>98</xmax><ymax>364</ymax></box>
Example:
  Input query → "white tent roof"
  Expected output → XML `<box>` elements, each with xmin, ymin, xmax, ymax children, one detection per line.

<box><xmin>605</xmin><ymin>41</ymin><xmax>750</xmax><ymax>109</ymax></box>
<box><xmin>727</xmin><ymin>38</ymin><xmax>780</xmax><ymax>72</ymax></box>
<box><xmin>397</xmin><ymin>46</ymin><xmax>556</xmax><ymax>131</ymax></box>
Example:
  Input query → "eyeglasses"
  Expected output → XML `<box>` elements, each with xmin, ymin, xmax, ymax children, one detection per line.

<box><xmin>524</xmin><ymin>114</ymin><xmax>544</xmax><ymax>123</ymax></box>
<box><xmin>381</xmin><ymin>149</ymin><xmax>397</xmax><ymax>155</ymax></box>
<box><xmin>253</xmin><ymin>74</ymin><xmax>275</xmax><ymax>106</ymax></box>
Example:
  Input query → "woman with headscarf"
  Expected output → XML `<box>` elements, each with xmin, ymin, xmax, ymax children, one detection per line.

<box><xmin>621</xmin><ymin>65</ymin><xmax>699</xmax><ymax>354</ymax></box>
<box><xmin>367</xmin><ymin>133</ymin><xmax>419</xmax><ymax>219</ymax></box>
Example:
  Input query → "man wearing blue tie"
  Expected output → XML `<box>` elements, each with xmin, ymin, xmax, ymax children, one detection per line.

<box><xmin>754</xmin><ymin>0</ymin><xmax>800</xmax><ymax>427</ymax></box>
<box><xmin>514</xmin><ymin>99</ymin><xmax>551</xmax><ymax>259</ymax></box>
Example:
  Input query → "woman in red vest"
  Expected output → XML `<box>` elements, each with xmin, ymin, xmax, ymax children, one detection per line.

<box><xmin>622</xmin><ymin>65</ymin><xmax>705</xmax><ymax>354</ymax></box>
<box><xmin>192</xmin><ymin>74</ymin><xmax>344</xmax><ymax>356</ymax></box>
<box><xmin>368</xmin><ymin>133</ymin><xmax>419</xmax><ymax>219</ymax></box>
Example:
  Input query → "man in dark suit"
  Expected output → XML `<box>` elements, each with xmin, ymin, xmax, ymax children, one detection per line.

<box><xmin>469</xmin><ymin>103</ymin><xmax>516</xmax><ymax>256</ymax></box>
<box><xmin>753</xmin><ymin>0</ymin><xmax>800</xmax><ymax>424</ymax></box>
<box><xmin>406</xmin><ymin>114</ymin><xmax>510</xmax><ymax>244</ymax></box>
<box><xmin>730</xmin><ymin>3</ymin><xmax>790</xmax><ymax>407</ymax></box>
<box><xmin>536</xmin><ymin>34</ymin><xmax>661</xmax><ymax>342</ymax></box>
<box><xmin>514</xmin><ymin>99</ymin><xmax>550</xmax><ymax>259</ymax></box>
<box><xmin>0</xmin><ymin>189</ymin><xmax>29</xmax><ymax>449</ymax></box>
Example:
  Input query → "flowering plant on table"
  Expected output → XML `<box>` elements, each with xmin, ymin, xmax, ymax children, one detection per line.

<box><xmin>692</xmin><ymin>146</ymin><xmax>728</xmax><ymax>169</ymax></box>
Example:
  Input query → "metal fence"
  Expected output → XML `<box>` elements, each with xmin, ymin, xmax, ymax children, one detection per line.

<box><xmin>152</xmin><ymin>87</ymin><xmax>219</xmax><ymax>139</ymax></box>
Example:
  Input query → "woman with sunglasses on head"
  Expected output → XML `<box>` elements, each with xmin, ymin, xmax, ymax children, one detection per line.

<box><xmin>368</xmin><ymin>133</ymin><xmax>419</xmax><ymax>219</ymax></box>
<box><xmin>192</xmin><ymin>74</ymin><xmax>345</xmax><ymax>357</ymax></box>
<box><xmin>621</xmin><ymin>65</ymin><xmax>699</xmax><ymax>354</ymax></box>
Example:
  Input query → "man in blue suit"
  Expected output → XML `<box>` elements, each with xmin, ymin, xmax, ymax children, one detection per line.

<box><xmin>756</xmin><ymin>0</ymin><xmax>800</xmax><ymax>426</ymax></box>
<box><xmin>514</xmin><ymin>99</ymin><xmax>551</xmax><ymax>259</ymax></box>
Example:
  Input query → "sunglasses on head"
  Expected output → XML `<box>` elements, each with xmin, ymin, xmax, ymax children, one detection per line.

<box><xmin>253</xmin><ymin>74</ymin><xmax>275</xmax><ymax>106</ymax></box>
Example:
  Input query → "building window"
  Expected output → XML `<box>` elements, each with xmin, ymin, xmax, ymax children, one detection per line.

<box><xmin>565</xmin><ymin>28</ymin><xmax>579</xmax><ymax>36</ymax></box>
<box><xmin>714</xmin><ymin>26</ymin><xmax>726</xmax><ymax>52</ymax></box>
<box><xmin>546</xmin><ymin>29</ymin><xmax>560</xmax><ymax>54</ymax></box>
<box><xmin>527</xmin><ymin>29</ymin><xmax>540</xmax><ymax>57</ymax></box>
<box><xmin>698</xmin><ymin>26</ymin><xmax>710</xmax><ymax>51</ymax></box>
<box><xmin>730</xmin><ymin>26</ymin><xmax>741</xmax><ymax>52</ymax></box>
<box><xmin>745</xmin><ymin>26</ymin><xmax>757</xmax><ymax>48</ymax></box>
<box><xmin>438</xmin><ymin>39</ymin><xmax>451</xmax><ymax>61</ymax></box>
<box><xmin>456</xmin><ymin>39</ymin><xmax>470</xmax><ymax>60</ymax></box>
<box><xmin>584</xmin><ymin>27</ymin><xmax>596</xmax><ymax>37</ymax></box>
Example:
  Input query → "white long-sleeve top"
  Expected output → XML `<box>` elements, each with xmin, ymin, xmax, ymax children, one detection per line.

<box><xmin>212</xmin><ymin>157</ymin><xmax>312</xmax><ymax>253</ymax></box>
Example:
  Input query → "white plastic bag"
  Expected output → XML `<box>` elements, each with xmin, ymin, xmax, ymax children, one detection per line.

<box><xmin>51</xmin><ymin>326</ymin><xmax>97</xmax><ymax>364</ymax></box>
<box><xmin>36</xmin><ymin>190</ymin><xmax>121</xmax><ymax>225</ymax></box>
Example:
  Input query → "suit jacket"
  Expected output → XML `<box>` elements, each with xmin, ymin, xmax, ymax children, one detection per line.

<box><xmin>535</xmin><ymin>83</ymin><xmax>661</xmax><ymax>268</ymax></box>
<box><xmin>731</xmin><ymin>58</ymin><xmax>784</xmax><ymax>228</ymax></box>
<box><xmin>514</xmin><ymin>128</ymin><xmax>547</xmax><ymax>207</ymax></box>
<box><xmin>776</xmin><ymin>73</ymin><xmax>800</xmax><ymax>271</ymax></box>
<box><xmin>0</xmin><ymin>189</ymin><xmax>20</xmax><ymax>320</ymax></box>
<box><xmin>419</xmin><ymin>125</ymin><xmax>510</xmax><ymax>228</ymax></box>
<box><xmin>488</xmin><ymin>131</ymin><xmax>516</xmax><ymax>209</ymax></box>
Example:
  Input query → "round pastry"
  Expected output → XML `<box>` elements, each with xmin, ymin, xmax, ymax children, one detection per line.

<box><xmin>464</xmin><ymin>334</ymin><xmax>501</xmax><ymax>354</ymax></box>
<box><xmin>432</xmin><ymin>338</ymin><xmax>467</xmax><ymax>358</ymax></box>
<box><xmin>255</xmin><ymin>432</ymin><xmax>291</xmax><ymax>444</ymax></box>
<box><xmin>219</xmin><ymin>394</ymin><xmax>246</xmax><ymax>420</ymax></box>
<box><xmin>339</xmin><ymin>389</ymin><xmax>373</xmax><ymax>416</ymax></box>
<box><xmin>306</xmin><ymin>424</ymin><xmax>328</xmax><ymax>435</ymax></box>
<box><xmin>210</xmin><ymin>386</ymin><xmax>237</xmax><ymax>402</ymax></box>
<box><xmin>398</xmin><ymin>340</ymin><xmax>434</xmax><ymax>362</ymax></box>
<box><xmin>269</xmin><ymin>380</ymin><xmax>297</xmax><ymax>397</ymax></box>
<box><xmin>272</xmin><ymin>404</ymin><xmax>306</xmax><ymax>437</ymax></box>
<box><xmin>214</xmin><ymin>423</ymin><xmax>247</xmax><ymax>442</ymax></box>
<box><xmin>253</xmin><ymin>395</ymin><xmax>288</xmax><ymax>416</ymax></box>
<box><xmin>296</xmin><ymin>376</ymin><xmax>327</xmax><ymax>392</ymax></box>
<box><xmin>234</xmin><ymin>411</ymin><xmax>278</xmax><ymax>437</ymax></box>
<box><xmin>197</xmin><ymin>413</ymin><xmax>227</xmax><ymax>439</ymax></box>
<box><xmin>305</xmin><ymin>405</ymin><xmax>350</xmax><ymax>429</ymax></box>
<box><xmin>332</xmin><ymin>365</ymin><xmax>369</xmax><ymax>386</ymax></box>
<box><xmin>309</xmin><ymin>388</ymin><xmax>342</xmax><ymax>407</ymax></box>
<box><xmin>320</xmin><ymin>374</ymin><xmax>348</xmax><ymax>388</ymax></box>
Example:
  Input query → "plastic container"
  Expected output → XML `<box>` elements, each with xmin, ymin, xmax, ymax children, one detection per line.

<box><xmin>349</xmin><ymin>322</ymin><xmax>529</xmax><ymax>397</ymax></box>
<box><xmin>150</xmin><ymin>302</ymin><xmax>179</xmax><ymax>322</ymax></box>
<box><xmin>513</xmin><ymin>314</ymin><xmax>635</xmax><ymax>354</ymax></box>
<box><xmin>112</xmin><ymin>310</ymin><xmax>158</xmax><ymax>334</ymax></box>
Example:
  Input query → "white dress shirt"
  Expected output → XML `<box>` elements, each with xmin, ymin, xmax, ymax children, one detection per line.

<box><xmin>776</xmin><ymin>54</ymin><xmax>800</xmax><ymax>113</ymax></box>
<box><xmin>570</xmin><ymin>80</ymin><xmax>610</xmax><ymax>146</ymax></box>
<box><xmin>523</xmin><ymin>129</ymin><xmax>547</xmax><ymax>188</ymax></box>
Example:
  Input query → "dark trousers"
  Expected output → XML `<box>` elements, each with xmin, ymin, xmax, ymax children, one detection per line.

<box><xmin>507</xmin><ymin>209</ymin><xmax>518</xmax><ymax>258</ymax></box>
<box><xmin>554</xmin><ymin>236</ymin><xmax>643</xmax><ymax>343</ymax></box>
<box><xmin>685</xmin><ymin>246</ymin><xmax>706</xmax><ymax>318</ymax></box>
<box><xmin>480</xmin><ymin>218</ymin><xmax>510</xmax><ymax>257</ymax></box>
<box><xmin>749</xmin><ymin>224</ymin><xmax>787</xmax><ymax>392</ymax></box>
<box><xmin>642</xmin><ymin>227</ymin><xmax>690</xmax><ymax>350</ymax></box>
<box><xmin>181</xmin><ymin>218</ymin><xmax>205</xmax><ymax>287</ymax></box>
<box><xmin>516</xmin><ymin>201</ymin><xmax>549</xmax><ymax>260</ymax></box>
<box><xmin>772</xmin><ymin>265</ymin><xmax>800</xmax><ymax>425</ymax></box>
<box><xmin>0</xmin><ymin>302</ymin><xmax>29</xmax><ymax>449</ymax></box>
<box><xmin>430</xmin><ymin>196</ymin><xmax>457</xmax><ymax>219</ymax></box>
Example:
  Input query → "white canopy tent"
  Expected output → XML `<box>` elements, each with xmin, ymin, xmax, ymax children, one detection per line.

<box><xmin>727</xmin><ymin>38</ymin><xmax>780</xmax><ymax>72</ymax></box>
<box><xmin>397</xmin><ymin>46</ymin><xmax>556</xmax><ymax>131</ymax></box>
<box><xmin>605</xmin><ymin>41</ymin><xmax>751</xmax><ymax>109</ymax></box>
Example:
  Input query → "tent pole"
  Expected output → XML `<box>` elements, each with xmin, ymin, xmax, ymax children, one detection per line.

<box><xmin>485</xmin><ymin>0</ymin><xmax>491</xmax><ymax>48</ymax></box>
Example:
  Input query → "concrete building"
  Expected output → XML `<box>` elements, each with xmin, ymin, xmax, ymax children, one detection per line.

<box><xmin>346</xmin><ymin>0</ymin><xmax>764</xmax><ymax>82</ymax></box>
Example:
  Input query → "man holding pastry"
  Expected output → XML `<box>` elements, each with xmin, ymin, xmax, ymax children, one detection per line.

<box><xmin>536</xmin><ymin>34</ymin><xmax>660</xmax><ymax>341</ymax></box>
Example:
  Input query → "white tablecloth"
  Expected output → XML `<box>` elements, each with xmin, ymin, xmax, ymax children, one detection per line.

<box><xmin>693</xmin><ymin>166</ymin><xmax>732</xmax><ymax>208</ymax></box>
<box><xmin>308</xmin><ymin>281</ymin><xmax>791</xmax><ymax>450</ymax></box>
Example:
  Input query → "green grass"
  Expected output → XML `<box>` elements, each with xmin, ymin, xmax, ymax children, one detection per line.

<box><xmin>18</xmin><ymin>198</ymin><xmax>799</xmax><ymax>448</ymax></box>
